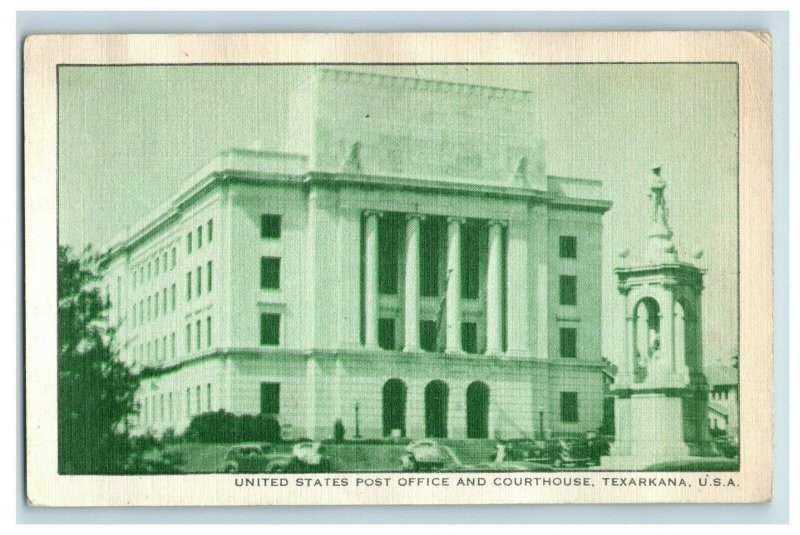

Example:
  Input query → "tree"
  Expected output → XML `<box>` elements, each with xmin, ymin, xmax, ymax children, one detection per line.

<box><xmin>58</xmin><ymin>245</ymin><xmax>139</xmax><ymax>474</ymax></box>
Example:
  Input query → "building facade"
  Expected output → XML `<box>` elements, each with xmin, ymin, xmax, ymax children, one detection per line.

<box><xmin>100</xmin><ymin>68</ymin><xmax>611</xmax><ymax>440</ymax></box>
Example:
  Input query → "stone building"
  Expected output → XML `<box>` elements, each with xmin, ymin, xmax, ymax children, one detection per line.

<box><xmin>100</xmin><ymin>68</ymin><xmax>611</xmax><ymax>440</ymax></box>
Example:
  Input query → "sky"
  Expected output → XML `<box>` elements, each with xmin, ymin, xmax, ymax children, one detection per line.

<box><xmin>58</xmin><ymin>64</ymin><xmax>739</xmax><ymax>367</ymax></box>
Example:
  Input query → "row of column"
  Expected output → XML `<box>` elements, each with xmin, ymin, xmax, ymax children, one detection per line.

<box><xmin>363</xmin><ymin>211</ymin><xmax>506</xmax><ymax>354</ymax></box>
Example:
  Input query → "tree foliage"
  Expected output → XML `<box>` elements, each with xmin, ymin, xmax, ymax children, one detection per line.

<box><xmin>57</xmin><ymin>245</ymin><xmax>139</xmax><ymax>474</ymax></box>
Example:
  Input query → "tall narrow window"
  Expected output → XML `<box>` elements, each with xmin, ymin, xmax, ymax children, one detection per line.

<box><xmin>170</xmin><ymin>284</ymin><xmax>176</xmax><ymax>311</ymax></box>
<box><xmin>420</xmin><ymin>219</ymin><xmax>440</xmax><ymax>297</ymax></box>
<box><xmin>260</xmin><ymin>313</ymin><xmax>280</xmax><ymax>346</ymax></box>
<box><xmin>187</xmin><ymin>232</ymin><xmax>192</xmax><ymax>254</ymax></box>
<box><xmin>206</xmin><ymin>383</ymin><xmax>212</xmax><ymax>412</ymax></box>
<box><xmin>163</xmin><ymin>252</ymin><xmax>168</xmax><ymax>273</ymax></box>
<box><xmin>560</xmin><ymin>327</ymin><xmax>578</xmax><ymax>359</ymax></box>
<box><xmin>195</xmin><ymin>319</ymin><xmax>201</xmax><ymax>350</ymax></box>
<box><xmin>153</xmin><ymin>293</ymin><xmax>158</xmax><ymax>319</ymax></box>
<box><xmin>186</xmin><ymin>271</ymin><xmax>192</xmax><ymax>301</ymax></box>
<box><xmin>154</xmin><ymin>257</ymin><xmax>160</xmax><ymax>276</ymax></box>
<box><xmin>461</xmin><ymin>322</ymin><xmax>478</xmax><ymax>354</ymax></box>
<box><xmin>207</xmin><ymin>261</ymin><xmax>212</xmax><ymax>292</ymax></box>
<box><xmin>196</xmin><ymin>266</ymin><xmax>202</xmax><ymax>296</ymax></box>
<box><xmin>260</xmin><ymin>257</ymin><xmax>280</xmax><ymax>289</ymax></box>
<box><xmin>560</xmin><ymin>392</ymin><xmax>579</xmax><ymax>422</ymax></box>
<box><xmin>206</xmin><ymin>316</ymin><xmax>212</xmax><ymax>347</ymax></box>
<box><xmin>197</xmin><ymin>225</ymin><xmax>203</xmax><ymax>249</ymax></box>
<box><xmin>170</xmin><ymin>333</ymin><xmax>175</xmax><ymax>359</ymax></box>
<box><xmin>185</xmin><ymin>387</ymin><xmax>191</xmax><ymax>417</ymax></box>
<box><xmin>460</xmin><ymin>224</ymin><xmax>480</xmax><ymax>299</ymax></box>
<box><xmin>162</xmin><ymin>288</ymin><xmax>167</xmax><ymax>314</ymax></box>
<box><xmin>185</xmin><ymin>323</ymin><xmax>191</xmax><ymax>354</ymax></box>
<box><xmin>207</xmin><ymin>219</ymin><xmax>213</xmax><ymax>243</ymax></box>
<box><xmin>261</xmin><ymin>214</ymin><xmax>281</xmax><ymax>239</ymax></box>
<box><xmin>559</xmin><ymin>236</ymin><xmax>577</xmax><ymax>259</ymax></box>
<box><xmin>420</xmin><ymin>320</ymin><xmax>438</xmax><ymax>352</ymax></box>
<box><xmin>378</xmin><ymin>318</ymin><xmax>396</xmax><ymax>350</ymax></box>
<box><xmin>195</xmin><ymin>385</ymin><xmax>201</xmax><ymax>414</ymax></box>
<box><xmin>559</xmin><ymin>275</ymin><xmax>577</xmax><ymax>306</ymax></box>
<box><xmin>147</xmin><ymin>296</ymin><xmax>152</xmax><ymax>321</ymax></box>
<box><xmin>168</xmin><ymin>392</ymin><xmax>173</xmax><ymax>421</ymax></box>
<box><xmin>162</xmin><ymin>335</ymin><xmax>167</xmax><ymax>360</ymax></box>
<box><xmin>171</xmin><ymin>247</ymin><xmax>176</xmax><ymax>269</ymax></box>
<box><xmin>378</xmin><ymin>218</ymin><xmax>398</xmax><ymax>295</ymax></box>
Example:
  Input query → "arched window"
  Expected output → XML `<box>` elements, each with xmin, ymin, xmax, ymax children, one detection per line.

<box><xmin>424</xmin><ymin>380</ymin><xmax>449</xmax><ymax>438</ymax></box>
<box><xmin>466</xmin><ymin>381</ymin><xmax>489</xmax><ymax>439</ymax></box>
<box><xmin>382</xmin><ymin>379</ymin><xmax>407</xmax><ymax>437</ymax></box>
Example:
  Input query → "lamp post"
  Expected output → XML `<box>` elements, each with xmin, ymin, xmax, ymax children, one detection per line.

<box><xmin>537</xmin><ymin>407</ymin><xmax>546</xmax><ymax>440</ymax></box>
<box><xmin>354</xmin><ymin>402</ymin><xmax>361</xmax><ymax>439</ymax></box>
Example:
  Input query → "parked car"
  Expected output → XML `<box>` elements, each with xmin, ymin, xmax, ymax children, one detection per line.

<box><xmin>586</xmin><ymin>433</ymin><xmax>612</xmax><ymax>465</ymax></box>
<box><xmin>401</xmin><ymin>439</ymin><xmax>450</xmax><ymax>471</ymax></box>
<box><xmin>291</xmin><ymin>441</ymin><xmax>332</xmax><ymax>471</ymax></box>
<box><xmin>713</xmin><ymin>436</ymin><xmax>739</xmax><ymax>459</ymax></box>
<box><xmin>221</xmin><ymin>443</ymin><xmax>285</xmax><ymax>473</ymax></box>
<box><xmin>551</xmin><ymin>437</ymin><xmax>591</xmax><ymax>468</ymax></box>
<box><xmin>494</xmin><ymin>439</ymin><xmax>553</xmax><ymax>465</ymax></box>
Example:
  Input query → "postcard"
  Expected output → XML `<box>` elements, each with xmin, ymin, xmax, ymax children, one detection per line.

<box><xmin>23</xmin><ymin>31</ymin><xmax>772</xmax><ymax>505</ymax></box>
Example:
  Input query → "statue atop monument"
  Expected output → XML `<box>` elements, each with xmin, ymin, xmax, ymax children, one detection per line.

<box><xmin>647</xmin><ymin>166</ymin><xmax>678</xmax><ymax>262</ymax></box>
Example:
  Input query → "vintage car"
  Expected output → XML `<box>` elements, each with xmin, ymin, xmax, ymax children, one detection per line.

<box><xmin>222</xmin><ymin>441</ymin><xmax>331</xmax><ymax>473</ymax></box>
<box><xmin>494</xmin><ymin>437</ymin><xmax>590</xmax><ymax>468</ymax></box>
<box><xmin>401</xmin><ymin>439</ymin><xmax>451</xmax><ymax>471</ymax></box>
<box><xmin>221</xmin><ymin>443</ymin><xmax>285</xmax><ymax>473</ymax></box>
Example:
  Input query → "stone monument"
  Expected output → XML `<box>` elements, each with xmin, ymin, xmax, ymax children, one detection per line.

<box><xmin>602</xmin><ymin>167</ymin><xmax>716</xmax><ymax>469</ymax></box>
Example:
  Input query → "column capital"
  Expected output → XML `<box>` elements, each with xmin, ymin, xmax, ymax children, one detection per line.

<box><xmin>364</xmin><ymin>209</ymin><xmax>384</xmax><ymax>218</ymax></box>
<box><xmin>447</xmin><ymin>216</ymin><xmax>466</xmax><ymax>226</ymax></box>
<box><xmin>405</xmin><ymin>212</ymin><xmax>426</xmax><ymax>222</ymax></box>
<box><xmin>487</xmin><ymin>218</ymin><xmax>508</xmax><ymax>228</ymax></box>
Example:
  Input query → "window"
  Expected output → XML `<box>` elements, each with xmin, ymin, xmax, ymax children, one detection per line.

<box><xmin>159</xmin><ymin>394</ymin><xmax>165</xmax><ymax>422</ymax></box>
<box><xmin>260</xmin><ymin>313</ymin><xmax>280</xmax><ymax>346</ymax></box>
<box><xmin>378</xmin><ymin>219</ymin><xmax>398</xmax><ymax>295</ymax></box>
<box><xmin>153</xmin><ymin>293</ymin><xmax>158</xmax><ymax>319</ymax></box>
<box><xmin>170</xmin><ymin>284</ymin><xmax>176</xmax><ymax>311</ymax></box>
<box><xmin>170</xmin><ymin>333</ymin><xmax>175</xmax><ymax>359</ymax></box>
<box><xmin>461</xmin><ymin>224</ymin><xmax>480</xmax><ymax>299</ymax></box>
<box><xmin>260</xmin><ymin>257</ymin><xmax>280</xmax><ymax>289</ymax></box>
<box><xmin>187</xmin><ymin>232</ymin><xmax>192</xmax><ymax>254</ymax></box>
<box><xmin>185</xmin><ymin>324</ymin><xmax>191</xmax><ymax>353</ymax></box>
<box><xmin>195</xmin><ymin>319</ymin><xmax>201</xmax><ymax>350</ymax></box>
<box><xmin>206</xmin><ymin>383</ymin><xmax>212</xmax><ymax>412</ymax></box>
<box><xmin>168</xmin><ymin>392</ymin><xmax>173</xmax><ymax>421</ymax></box>
<box><xmin>206</xmin><ymin>316</ymin><xmax>212</xmax><ymax>347</ymax></box>
<box><xmin>162</xmin><ymin>288</ymin><xmax>167</xmax><ymax>314</ymax></box>
<box><xmin>207</xmin><ymin>261</ymin><xmax>212</xmax><ymax>292</ymax></box>
<box><xmin>196</xmin><ymin>266</ymin><xmax>202</xmax><ymax>296</ymax></box>
<box><xmin>163</xmin><ymin>252</ymin><xmax>168</xmax><ymax>273</ymax></box>
<box><xmin>162</xmin><ymin>335</ymin><xmax>167</xmax><ymax>360</ymax></box>
<box><xmin>147</xmin><ymin>296</ymin><xmax>152</xmax><ymax>321</ymax></box>
<box><xmin>378</xmin><ymin>318</ymin><xmax>396</xmax><ymax>350</ymax></box>
<box><xmin>207</xmin><ymin>219</ymin><xmax>213</xmax><ymax>243</ymax></box>
<box><xmin>559</xmin><ymin>236</ymin><xmax>577</xmax><ymax>259</ymax></box>
<box><xmin>559</xmin><ymin>275</ymin><xmax>577</xmax><ymax>306</ymax></box>
<box><xmin>197</xmin><ymin>225</ymin><xmax>203</xmax><ymax>249</ymax></box>
<box><xmin>195</xmin><ymin>385</ymin><xmax>201</xmax><ymax>414</ymax></box>
<box><xmin>560</xmin><ymin>327</ymin><xmax>578</xmax><ymax>359</ymax></box>
<box><xmin>420</xmin><ymin>320</ymin><xmax>438</xmax><ymax>352</ymax></box>
<box><xmin>171</xmin><ymin>247</ymin><xmax>176</xmax><ymax>269</ymax></box>
<box><xmin>261</xmin><ymin>214</ymin><xmax>281</xmax><ymax>239</ymax></box>
<box><xmin>560</xmin><ymin>392</ymin><xmax>579</xmax><ymax>422</ymax></box>
<box><xmin>147</xmin><ymin>262</ymin><xmax>152</xmax><ymax>281</ymax></box>
<box><xmin>186</xmin><ymin>271</ymin><xmax>192</xmax><ymax>301</ymax></box>
<box><xmin>154</xmin><ymin>257</ymin><xmax>160</xmax><ymax>276</ymax></box>
<box><xmin>260</xmin><ymin>382</ymin><xmax>280</xmax><ymax>414</ymax></box>
<box><xmin>186</xmin><ymin>387</ymin><xmax>191</xmax><ymax>417</ymax></box>
<box><xmin>420</xmin><ymin>220</ymin><xmax>440</xmax><ymax>297</ymax></box>
<box><xmin>461</xmin><ymin>322</ymin><xmax>478</xmax><ymax>354</ymax></box>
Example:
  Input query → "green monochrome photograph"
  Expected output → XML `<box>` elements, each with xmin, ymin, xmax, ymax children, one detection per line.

<box><xmin>54</xmin><ymin>61</ymin><xmax>741</xmax><ymax>476</ymax></box>
<box><xmin>21</xmin><ymin>31</ymin><xmax>775</xmax><ymax>506</ymax></box>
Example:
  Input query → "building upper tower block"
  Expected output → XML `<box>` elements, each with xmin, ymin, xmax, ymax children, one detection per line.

<box><xmin>282</xmin><ymin>67</ymin><xmax>547</xmax><ymax>190</ymax></box>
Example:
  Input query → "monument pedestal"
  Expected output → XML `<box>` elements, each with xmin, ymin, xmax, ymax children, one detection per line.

<box><xmin>601</xmin><ymin>391</ymin><xmax>714</xmax><ymax>469</ymax></box>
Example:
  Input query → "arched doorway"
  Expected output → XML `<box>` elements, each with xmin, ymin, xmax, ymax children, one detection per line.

<box><xmin>633</xmin><ymin>296</ymin><xmax>661</xmax><ymax>382</ymax></box>
<box><xmin>424</xmin><ymin>380</ymin><xmax>449</xmax><ymax>438</ymax></box>
<box><xmin>382</xmin><ymin>379</ymin><xmax>407</xmax><ymax>437</ymax></box>
<box><xmin>466</xmin><ymin>381</ymin><xmax>489</xmax><ymax>438</ymax></box>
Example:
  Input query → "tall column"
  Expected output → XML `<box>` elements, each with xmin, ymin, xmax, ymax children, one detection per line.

<box><xmin>486</xmin><ymin>220</ymin><xmax>505</xmax><ymax>354</ymax></box>
<box><xmin>403</xmin><ymin>214</ymin><xmax>422</xmax><ymax>352</ymax></box>
<box><xmin>446</xmin><ymin>217</ymin><xmax>463</xmax><ymax>353</ymax></box>
<box><xmin>661</xmin><ymin>288</ymin><xmax>675</xmax><ymax>374</ymax></box>
<box><xmin>364</xmin><ymin>211</ymin><xmax>380</xmax><ymax>349</ymax></box>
